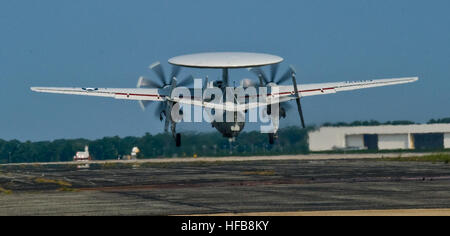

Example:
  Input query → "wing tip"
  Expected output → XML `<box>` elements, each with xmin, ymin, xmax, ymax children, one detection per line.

<box><xmin>404</xmin><ymin>76</ymin><xmax>419</xmax><ymax>83</ymax></box>
<box><xmin>391</xmin><ymin>76</ymin><xmax>419</xmax><ymax>83</ymax></box>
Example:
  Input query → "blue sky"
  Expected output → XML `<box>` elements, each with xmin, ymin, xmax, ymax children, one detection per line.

<box><xmin>1</xmin><ymin>0</ymin><xmax>449</xmax><ymax>141</ymax></box>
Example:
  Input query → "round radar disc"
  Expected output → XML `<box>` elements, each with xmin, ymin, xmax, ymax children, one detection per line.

<box><xmin>168</xmin><ymin>52</ymin><xmax>283</xmax><ymax>68</ymax></box>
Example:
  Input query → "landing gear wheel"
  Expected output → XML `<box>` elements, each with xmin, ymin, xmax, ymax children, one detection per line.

<box><xmin>176</xmin><ymin>133</ymin><xmax>181</xmax><ymax>147</ymax></box>
<box><xmin>268</xmin><ymin>133</ymin><xmax>275</xmax><ymax>145</ymax></box>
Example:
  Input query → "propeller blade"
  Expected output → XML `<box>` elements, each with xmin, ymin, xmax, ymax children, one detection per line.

<box><xmin>170</xmin><ymin>77</ymin><xmax>177</xmax><ymax>90</ymax></box>
<box><xmin>295</xmin><ymin>98</ymin><xmax>306</xmax><ymax>129</ymax></box>
<box><xmin>154</xmin><ymin>102</ymin><xmax>165</xmax><ymax>120</ymax></box>
<box><xmin>138</xmin><ymin>100</ymin><xmax>152</xmax><ymax>111</ymax></box>
<box><xmin>248</xmin><ymin>67</ymin><xmax>269</xmax><ymax>84</ymax></box>
<box><xmin>164</xmin><ymin>117</ymin><xmax>170</xmax><ymax>132</ymax></box>
<box><xmin>149</xmin><ymin>62</ymin><xmax>167</xmax><ymax>86</ymax></box>
<box><xmin>168</xmin><ymin>77</ymin><xmax>178</xmax><ymax>100</ymax></box>
<box><xmin>276</xmin><ymin>66</ymin><xmax>295</xmax><ymax>84</ymax></box>
<box><xmin>241</xmin><ymin>78</ymin><xmax>258</xmax><ymax>88</ymax></box>
<box><xmin>170</xmin><ymin>65</ymin><xmax>181</xmax><ymax>81</ymax></box>
<box><xmin>164</xmin><ymin>102</ymin><xmax>171</xmax><ymax>132</ymax></box>
<box><xmin>177</xmin><ymin>75</ymin><xmax>194</xmax><ymax>87</ymax></box>
<box><xmin>291</xmin><ymin>69</ymin><xmax>306</xmax><ymax>128</ymax></box>
<box><xmin>281</xmin><ymin>101</ymin><xmax>292</xmax><ymax>110</ymax></box>
<box><xmin>137</xmin><ymin>76</ymin><xmax>163</xmax><ymax>89</ymax></box>
<box><xmin>203</xmin><ymin>76</ymin><xmax>209</xmax><ymax>89</ymax></box>
<box><xmin>290</xmin><ymin>65</ymin><xmax>297</xmax><ymax>75</ymax></box>
<box><xmin>270</xmin><ymin>64</ymin><xmax>279</xmax><ymax>83</ymax></box>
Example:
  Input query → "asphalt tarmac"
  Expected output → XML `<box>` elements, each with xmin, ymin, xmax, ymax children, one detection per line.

<box><xmin>1</xmin><ymin>156</ymin><xmax>450</xmax><ymax>215</ymax></box>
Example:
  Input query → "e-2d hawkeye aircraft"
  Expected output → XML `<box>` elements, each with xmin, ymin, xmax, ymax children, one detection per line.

<box><xmin>31</xmin><ymin>52</ymin><xmax>418</xmax><ymax>146</ymax></box>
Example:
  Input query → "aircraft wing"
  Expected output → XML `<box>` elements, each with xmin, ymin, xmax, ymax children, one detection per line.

<box><xmin>30</xmin><ymin>87</ymin><xmax>164</xmax><ymax>102</ymax></box>
<box><xmin>286</xmin><ymin>77</ymin><xmax>419</xmax><ymax>97</ymax></box>
<box><xmin>172</xmin><ymin>77</ymin><xmax>418</xmax><ymax>112</ymax></box>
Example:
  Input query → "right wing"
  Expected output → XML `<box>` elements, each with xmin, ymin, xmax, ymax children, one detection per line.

<box><xmin>290</xmin><ymin>77</ymin><xmax>419</xmax><ymax>97</ymax></box>
<box><xmin>172</xmin><ymin>77</ymin><xmax>419</xmax><ymax>112</ymax></box>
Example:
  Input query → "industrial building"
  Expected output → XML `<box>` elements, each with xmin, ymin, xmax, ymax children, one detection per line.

<box><xmin>73</xmin><ymin>145</ymin><xmax>91</xmax><ymax>161</ymax></box>
<box><xmin>309</xmin><ymin>124</ymin><xmax>450</xmax><ymax>151</ymax></box>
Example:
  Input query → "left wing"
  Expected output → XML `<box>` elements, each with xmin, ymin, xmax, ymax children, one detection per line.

<box><xmin>30</xmin><ymin>87</ymin><xmax>165</xmax><ymax>102</ymax></box>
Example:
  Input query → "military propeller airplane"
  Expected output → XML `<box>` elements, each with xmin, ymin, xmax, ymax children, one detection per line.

<box><xmin>31</xmin><ymin>52</ymin><xmax>418</xmax><ymax>146</ymax></box>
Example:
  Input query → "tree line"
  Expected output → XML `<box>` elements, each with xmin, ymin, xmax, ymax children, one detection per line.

<box><xmin>323</xmin><ymin>117</ymin><xmax>450</xmax><ymax>127</ymax></box>
<box><xmin>428</xmin><ymin>118</ymin><xmax>450</xmax><ymax>124</ymax></box>
<box><xmin>2</xmin><ymin>117</ymin><xmax>449</xmax><ymax>164</ymax></box>
<box><xmin>0</xmin><ymin>126</ymin><xmax>309</xmax><ymax>164</ymax></box>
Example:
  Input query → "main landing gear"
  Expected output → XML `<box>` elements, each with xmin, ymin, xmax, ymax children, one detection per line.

<box><xmin>268</xmin><ymin>133</ymin><xmax>278</xmax><ymax>145</ymax></box>
<box><xmin>171</xmin><ymin>120</ymin><xmax>182</xmax><ymax>147</ymax></box>
<box><xmin>176</xmin><ymin>133</ymin><xmax>181</xmax><ymax>147</ymax></box>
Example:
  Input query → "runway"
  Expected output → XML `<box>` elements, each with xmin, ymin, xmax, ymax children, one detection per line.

<box><xmin>0</xmin><ymin>152</ymin><xmax>432</xmax><ymax>166</ymax></box>
<box><xmin>194</xmin><ymin>209</ymin><xmax>450</xmax><ymax>216</ymax></box>
<box><xmin>1</xmin><ymin>155</ymin><xmax>450</xmax><ymax>215</ymax></box>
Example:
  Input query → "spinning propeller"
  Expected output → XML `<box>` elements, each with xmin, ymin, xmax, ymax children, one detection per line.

<box><xmin>137</xmin><ymin>62</ymin><xmax>194</xmax><ymax>131</ymax></box>
<box><xmin>248</xmin><ymin>64</ymin><xmax>294</xmax><ymax>86</ymax></box>
<box><xmin>248</xmin><ymin>64</ymin><xmax>306</xmax><ymax>128</ymax></box>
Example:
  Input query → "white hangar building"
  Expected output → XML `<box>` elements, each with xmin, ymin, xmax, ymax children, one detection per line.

<box><xmin>309</xmin><ymin>124</ymin><xmax>450</xmax><ymax>151</ymax></box>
